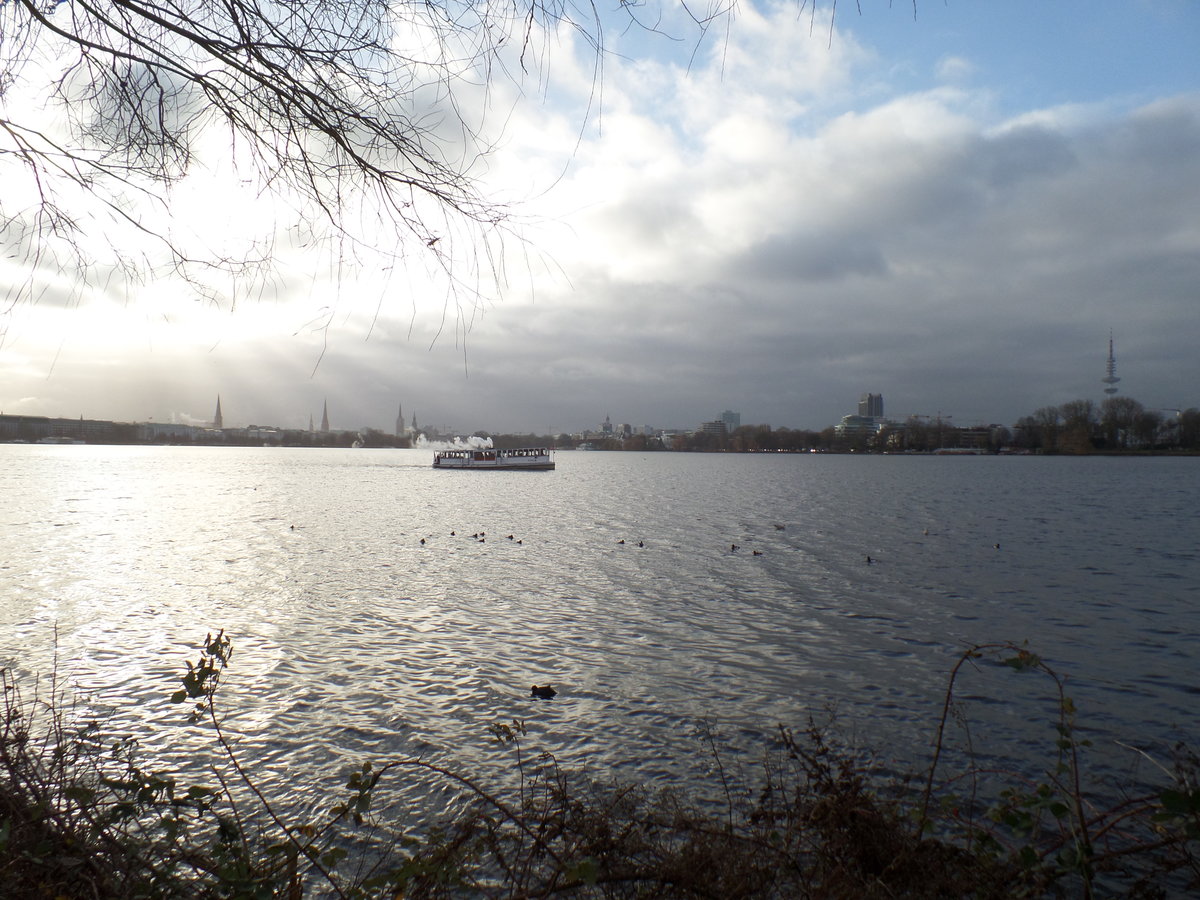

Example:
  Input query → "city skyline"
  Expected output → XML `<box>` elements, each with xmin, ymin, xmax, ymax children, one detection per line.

<box><xmin>2</xmin><ymin>3</ymin><xmax>1198</xmax><ymax>434</ymax></box>
<box><xmin>6</xmin><ymin>346</ymin><xmax>1188</xmax><ymax>440</ymax></box>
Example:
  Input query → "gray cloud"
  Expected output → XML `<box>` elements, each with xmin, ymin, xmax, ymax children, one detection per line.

<box><xmin>3</xmin><ymin>15</ymin><xmax>1198</xmax><ymax>438</ymax></box>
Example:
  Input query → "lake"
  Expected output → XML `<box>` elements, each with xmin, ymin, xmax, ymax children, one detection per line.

<box><xmin>2</xmin><ymin>445</ymin><xmax>1197</xmax><ymax>818</ymax></box>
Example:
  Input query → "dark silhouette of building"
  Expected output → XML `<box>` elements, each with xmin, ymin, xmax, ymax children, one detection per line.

<box><xmin>858</xmin><ymin>393</ymin><xmax>884</xmax><ymax>418</ymax></box>
<box><xmin>1102</xmin><ymin>334</ymin><xmax>1120</xmax><ymax>396</ymax></box>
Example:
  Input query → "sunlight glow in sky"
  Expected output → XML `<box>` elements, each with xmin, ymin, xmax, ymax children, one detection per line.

<box><xmin>2</xmin><ymin>0</ymin><xmax>1198</xmax><ymax>434</ymax></box>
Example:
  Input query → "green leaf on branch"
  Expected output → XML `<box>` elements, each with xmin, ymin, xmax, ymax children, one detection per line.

<box><xmin>566</xmin><ymin>857</ymin><xmax>599</xmax><ymax>885</ymax></box>
<box><xmin>1159</xmin><ymin>788</ymin><xmax>1200</xmax><ymax>816</ymax></box>
<box><xmin>1003</xmin><ymin>649</ymin><xmax>1042</xmax><ymax>671</ymax></box>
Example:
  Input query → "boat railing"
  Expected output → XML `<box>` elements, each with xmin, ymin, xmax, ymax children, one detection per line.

<box><xmin>434</xmin><ymin>446</ymin><xmax>552</xmax><ymax>465</ymax></box>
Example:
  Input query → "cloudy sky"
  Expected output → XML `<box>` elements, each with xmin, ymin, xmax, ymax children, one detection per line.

<box><xmin>2</xmin><ymin>1</ymin><xmax>1198</xmax><ymax>435</ymax></box>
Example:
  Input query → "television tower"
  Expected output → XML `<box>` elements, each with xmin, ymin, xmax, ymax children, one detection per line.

<box><xmin>1101</xmin><ymin>333</ymin><xmax>1120</xmax><ymax>396</ymax></box>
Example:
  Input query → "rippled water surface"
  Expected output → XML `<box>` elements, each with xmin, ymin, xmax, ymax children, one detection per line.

<box><xmin>2</xmin><ymin>445</ymin><xmax>1198</xmax><ymax>810</ymax></box>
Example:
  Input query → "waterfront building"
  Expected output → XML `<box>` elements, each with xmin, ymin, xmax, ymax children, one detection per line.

<box><xmin>837</xmin><ymin>392</ymin><xmax>886</xmax><ymax>435</ymax></box>
<box><xmin>0</xmin><ymin>414</ymin><xmax>132</xmax><ymax>443</ymax></box>
<box><xmin>141</xmin><ymin>421</ymin><xmax>202</xmax><ymax>442</ymax></box>
<box><xmin>835</xmin><ymin>414</ymin><xmax>881</xmax><ymax>435</ymax></box>
<box><xmin>720</xmin><ymin>410</ymin><xmax>741</xmax><ymax>432</ymax></box>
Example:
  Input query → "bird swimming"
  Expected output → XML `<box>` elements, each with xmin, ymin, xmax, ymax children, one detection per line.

<box><xmin>530</xmin><ymin>684</ymin><xmax>557</xmax><ymax>700</ymax></box>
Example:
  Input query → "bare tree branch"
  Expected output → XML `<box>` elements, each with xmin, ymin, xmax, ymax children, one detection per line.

<box><xmin>1</xmin><ymin>0</ymin><xmax>878</xmax><ymax>345</ymax></box>
<box><xmin>1</xmin><ymin>0</ymin><xmax>578</xmax><ymax>332</ymax></box>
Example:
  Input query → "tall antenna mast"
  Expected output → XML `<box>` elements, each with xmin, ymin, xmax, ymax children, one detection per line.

<box><xmin>1102</xmin><ymin>332</ymin><xmax>1120</xmax><ymax>396</ymax></box>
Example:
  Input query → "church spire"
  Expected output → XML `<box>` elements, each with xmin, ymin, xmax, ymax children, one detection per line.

<box><xmin>213</xmin><ymin>395</ymin><xmax>223</xmax><ymax>429</ymax></box>
<box><xmin>321</xmin><ymin>399</ymin><xmax>330</xmax><ymax>432</ymax></box>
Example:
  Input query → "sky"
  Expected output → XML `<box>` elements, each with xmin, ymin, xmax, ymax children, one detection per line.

<box><xmin>2</xmin><ymin>0</ymin><xmax>1199</xmax><ymax>435</ymax></box>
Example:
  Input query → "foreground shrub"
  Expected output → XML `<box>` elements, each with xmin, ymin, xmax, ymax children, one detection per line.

<box><xmin>2</xmin><ymin>636</ymin><xmax>1198</xmax><ymax>898</ymax></box>
<box><xmin>1</xmin><ymin>665</ymin><xmax>238</xmax><ymax>898</ymax></box>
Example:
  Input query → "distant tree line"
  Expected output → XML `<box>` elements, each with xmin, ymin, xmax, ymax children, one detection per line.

<box><xmin>1013</xmin><ymin>397</ymin><xmax>1199</xmax><ymax>453</ymax></box>
<box><xmin>563</xmin><ymin>424</ymin><xmax>1012</xmax><ymax>454</ymax></box>
<box><xmin>484</xmin><ymin>397</ymin><xmax>1200</xmax><ymax>455</ymax></box>
<box><xmin>13</xmin><ymin>400</ymin><xmax>1193</xmax><ymax>453</ymax></box>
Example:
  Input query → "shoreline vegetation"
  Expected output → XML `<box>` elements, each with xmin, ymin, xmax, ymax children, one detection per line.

<box><xmin>2</xmin><ymin>635</ymin><xmax>1198</xmax><ymax>898</ymax></box>
<box><xmin>3</xmin><ymin>398</ymin><xmax>1198</xmax><ymax>455</ymax></box>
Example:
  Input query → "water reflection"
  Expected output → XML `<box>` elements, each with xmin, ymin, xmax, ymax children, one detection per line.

<box><xmin>1</xmin><ymin>445</ymin><xmax>1198</xmax><ymax>812</ymax></box>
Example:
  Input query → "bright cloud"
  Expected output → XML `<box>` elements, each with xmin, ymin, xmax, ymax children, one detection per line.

<box><xmin>2</xmin><ymin>1</ymin><xmax>1199</xmax><ymax>433</ymax></box>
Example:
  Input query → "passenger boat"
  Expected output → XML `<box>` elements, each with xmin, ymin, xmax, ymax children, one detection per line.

<box><xmin>432</xmin><ymin>447</ymin><xmax>555</xmax><ymax>470</ymax></box>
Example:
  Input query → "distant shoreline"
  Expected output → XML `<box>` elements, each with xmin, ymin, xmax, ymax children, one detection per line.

<box><xmin>4</xmin><ymin>439</ymin><xmax>1197</xmax><ymax>457</ymax></box>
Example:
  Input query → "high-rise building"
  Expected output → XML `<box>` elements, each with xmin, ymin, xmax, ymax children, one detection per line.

<box><xmin>720</xmin><ymin>410</ymin><xmax>741</xmax><ymax>432</ymax></box>
<box><xmin>858</xmin><ymin>393</ymin><xmax>884</xmax><ymax>418</ymax></box>
<box><xmin>1102</xmin><ymin>334</ymin><xmax>1120</xmax><ymax>396</ymax></box>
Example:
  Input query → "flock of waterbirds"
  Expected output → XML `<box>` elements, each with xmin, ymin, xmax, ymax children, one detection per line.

<box><xmin>409</xmin><ymin>526</ymin><xmax>791</xmax><ymax>557</ymax></box>
<box><xmin>287</xmin><ymin>519</ymin><xmax>1001</xmax><ymax>700</ymax></box>
<box><xmin>417</xmin><ymin>530</ymin><xmax>525</xmax><ymax>546</ymax></box>
<box><xmin>404</xmin><ymin>521</ymin><xmax>1001</xmax><ymax>564</ymax></box>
